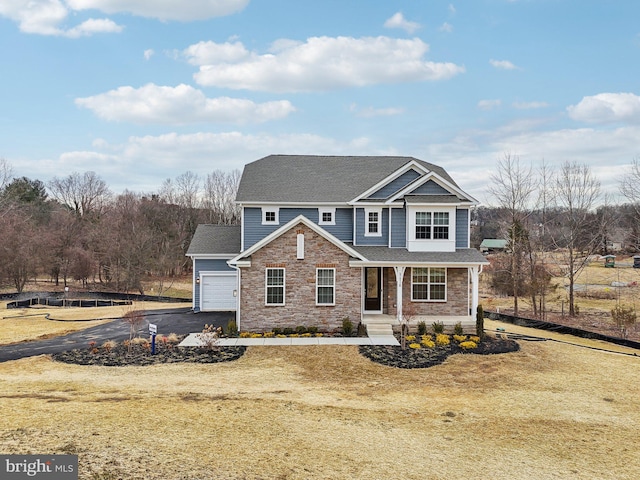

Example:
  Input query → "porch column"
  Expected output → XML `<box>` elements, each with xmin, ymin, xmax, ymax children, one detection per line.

<box><xmin>470</xmin><ymin>266</ymin><xmax>479</xmax><ymax>317</ymax></box>
<box><xmin>393</xmin><ymin>266</ymin><xmax>406</xmax><ymax>323</ymax></box>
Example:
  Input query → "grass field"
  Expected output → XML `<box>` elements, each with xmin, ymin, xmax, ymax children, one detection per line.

<box><xmin>1</xmin><ymin>324</ymin><xmax>639</xmax><ymax>480</ymax></box>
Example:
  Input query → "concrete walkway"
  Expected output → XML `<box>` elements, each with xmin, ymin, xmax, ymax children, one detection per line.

<box><xmin>179</xmin><ymin>333</ymin><xmax>400</xmax><ymax>347</ymax></box>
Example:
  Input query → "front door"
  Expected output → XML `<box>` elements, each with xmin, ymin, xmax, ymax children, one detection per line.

<box><xmin>364</xmin><ymin>267</ymin><xmax>382</xmax><ymax>312</ymax></box>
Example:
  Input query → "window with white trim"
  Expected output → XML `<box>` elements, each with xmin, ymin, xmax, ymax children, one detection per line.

<box><xmin>262</xmin><ymin>208</ymin><xmax>279</xmax><ymax>225</ymax></box>
<box><xmin>316</xmin><ymin>268</ymin><xmax>335</xmax><ymax>305</ymax></box>
<box><xmin>265</xmin><ymin>268</ymin><xmax>285</xmax><ymax>305</ymax></box>
<box><xmin>414</xmin><ymin>211</ymin><xmax>449</xmax><ymax>240</ymax></box>
<box><xmin>318</xmin><ymin>208</ymin><xmax>336</xmax><ymax>225</ymax></box>
<box><xmin>365</xmin><ymin>208</ymin><xmax>382</xmax><ymax>237</ymax></box>
<box><xmin>411</xmin><ymin>267</ymin><xmax>446</xmax><ymax>301</ymax></box>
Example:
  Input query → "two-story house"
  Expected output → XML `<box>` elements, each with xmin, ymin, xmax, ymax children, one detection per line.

<box><xmin>186</xmin><ymin>155</ymin><xmax>488</xmax><ymax>333</ymax></box>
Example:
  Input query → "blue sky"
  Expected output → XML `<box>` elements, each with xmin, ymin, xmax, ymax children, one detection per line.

<box><xmin>1</xmin><ymin>0</ymin><xmax>639</xmax><ymax>204</ymax></box>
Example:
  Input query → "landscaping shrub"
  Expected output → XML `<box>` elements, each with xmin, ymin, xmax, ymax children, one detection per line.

<box><xmin>272</xmin><ymin>328</ymin><xmax>282</xmax><ymax>335</ymax></box>
<box><xmin>283</xmin><ymin>327</ymin><xmax>295</xmax><ymax>335</ymax></box>
<box><xmin>417</xmin><ymin>321</ymin><xmax>427</xmax><ymax>336</ymax></box>
<box><xmin>295</xmin><ymin>325</ymin><xmax>307</xmax><ymax>334</ymax></box>
<box><xmin>453</xmin><ymin>322</ymin><xmax>464</xmax><ymax>335</ymax></box>
<box><xmin>342</xmin><ymin>317</ymin><xmax>354</xmax><ymax>336</ymax></box>
<box><xmin>357</xmin><ymin>322</ymin><xmax>367</xmax><ymax>336</ymax></box>
<box><xmin>432</xmin><ymin>321</ymin><xmax>444</xmax><ymax>334</ymax></box>
<box><xmin>476</xmin><ymin>305</ymin><xmax>485</xmax><ymax>339</ymax></box>
<box><xmin>226</xmin><ymin>319</ymin><xmax>238</xmax><ymax>336</ymax></box>
<box><xmin>307</xmin><ymin>326</ymin><xmax>319</xmax><ymax>334</ymax></box>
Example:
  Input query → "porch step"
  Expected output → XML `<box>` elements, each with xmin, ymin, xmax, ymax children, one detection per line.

<box><xmin>366</xmin><ymin>323</ymin><xmax>394</xmax><ymax>337</ymax></box>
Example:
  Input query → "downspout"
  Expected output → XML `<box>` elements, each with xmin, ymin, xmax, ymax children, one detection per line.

<box><xmin>228</xmin><ymin>263</ymin><xmax>241</xmax><ymax>331</ymax></box>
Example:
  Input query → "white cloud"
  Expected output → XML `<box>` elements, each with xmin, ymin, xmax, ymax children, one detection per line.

<box><xmin>0</xmin><ymin>0</ymin><xmax>123</xmax><ymax>37</ymax></box>
<box><xmin>478</xmin><ymin>99</ymin><xmax>502</xmax><ymax>110</ymax></box>
<box><xmin>350</xmin><ymin>103</ymin><xmax>405</xmax><ymax>118</ymax></box>
<box><xmin>0</xmin><ymin>0</ymin><xmax>246</xmax><ymax>36</ymax></box>
<box><xmin>439</xmin><ymin>22</ymin><xmax>453</xmax><ymax>33</ymax></box>
<box><xmin>189</xmin><ymin>36</ymin><xmax>465</xmax><ymax>92</ymax></box>
<box><xmin>567</xmin><ymin>93</ymin><xmax>640</xmax><ymax>124</ymax></box>
<box><xmin>183</xmin><ymin>40</ymin><xmax>250</xmax><ymax>66</ymax></box>
<box><xmin>512</xmin><ymin>101</ymin><xmax>549</xmax><ymax>109</ymax></box>
<box><xmin>66</xmin><ymin>0</ymin><xmax>249</xmax><ymax>21</ymax></box>
<box><xmin>65</xmin><ymin>18</ymin><xmax>123</xmax><ymax>37</ymax></box>
<box><xmin>39</xmin><ymin>132</ymin><xmax>374</xmax><ymax>193</ymax></box>
<box><xmin>75</xmin><ymin>83</ymin><xmax>295</xmax><ymax>124</ymax></box>
<box><xmin>449</xmin><ymin>4</ymin><xmax>456</xmax><ymax>15</ymax></box>
<box><xmin>490</xmin><ymin>59</ymin><xmax>519</xmax><ymax>70</ymax></box>
<box><xmin>143</xmin><ymin>49</ymin><xmax>154</xmax><ymax>60</ymax></box>
<box><xmin>383</xmin><ymin>12</ymin><xmax>421</xmax><ymax>34</ymax></box>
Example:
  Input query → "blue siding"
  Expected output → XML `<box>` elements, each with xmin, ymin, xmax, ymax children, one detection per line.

<box><xmin>193</xmin><ymin>258</ymin><xmax>234</xmax><ymax>309</ymax></box>
<box><xmin>456</xmin><ymin>208</ymin><xmax>469</xmax><ymax>248</ymax></box>
<box><xmin>355</xmin><ymin>208</ymin><xmax>389</xmax><ymax>246</ymax></box>
<box><xmin>390</xmin><ymin>207</ymin><xmax>407</xmax><ymax>247</ymax></box>
<box><xmin>368</xmin><ymin>169</ymin><xmax>421</xmax><ymax>199</ymax></box>
<box><xmin>408</xmin><ymin>180</ymin><xmax>450</xmax><ymax>195</ymax></box>
<box><xmin>243</xmin><ymin>207</ymin><xmax>353</xmax><ymax>249</ymax></box>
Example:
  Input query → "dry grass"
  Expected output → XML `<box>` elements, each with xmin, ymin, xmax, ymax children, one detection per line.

<box><xmin>0</xmin><ymin>335</ymin><xmax>638</xmax><ymax>480</ymax></box>
<box><xmin>0</xmin><ymin>301</ymin><xmax>190</xmax><ymax>345</ymax></box>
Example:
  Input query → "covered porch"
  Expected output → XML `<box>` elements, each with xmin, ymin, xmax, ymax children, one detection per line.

<box><xmin>350</xmin><ymin>248</ymin><xmax>487</xmax><ymax>336</ymax></box>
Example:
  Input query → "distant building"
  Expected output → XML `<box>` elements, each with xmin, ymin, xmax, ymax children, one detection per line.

<box><xmin>479</xmin><ymin>239</ymin><xmax>508</xmax><ymax>254</ymax></box>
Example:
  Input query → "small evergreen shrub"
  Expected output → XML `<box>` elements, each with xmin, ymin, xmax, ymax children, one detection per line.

<box><xmin>453</xmin><ymin>322</ymin><xmax>464</xmax><ymax>336</ymax></box>
<box><xmin>432</xmin><ymin>321</ymin><xmax>444</xmax><ymax>334</ymax></box>
<box><xmin>342</xmin><ymin>317</ymin><xmax>354</xmax><ymax>336</ymax></box>
<box><xmin>357</xmin><ymin>322</ymin><xmax>367</xmax><ymax>336</ymax></box>
<box><xmin>226</xmin><ymin>319</ymin><xmax>238</xmax><ymax>336</ymax></box>
<box><xmin>476</xmin><ymin>305</ymin><xmax>485</xmax><ymax>339</ymax></box>
<box><xmin>295</xmin><ymin>325</ymin><xmax>307</xmax><ymax>334</ymax></box>
<box><xmin>283</xmin><ymin>327</ymin><xmax>295</xmax><ymax>335</ymax></box>
<box><xmin>272</xmin><ymin>327</ymin><xmax>282</xmax><ymax>335</ymax></box>
<box><xmin>307</xmin><ymin>326</ymin><xmax>319</xmax><ymax>334</ymax></box>
<box><xmin>417</xmin><ymin>321</ymin><xmax>427</xmax><ymax>336</ymax></box>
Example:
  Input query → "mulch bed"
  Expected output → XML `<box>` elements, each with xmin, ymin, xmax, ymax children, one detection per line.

<box><xmin>359</xmin><ymin>336</ymin><xmax>520</xmax><ymax>369</ymax></box>
<box><xmin>51</xmin><ymin>340</ymin><xmax>246</xmax><ymax>367</ymax></box>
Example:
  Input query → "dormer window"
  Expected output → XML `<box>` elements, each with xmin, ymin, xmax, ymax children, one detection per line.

<box><xmin>414</xmin><ymin>211</ymin><xmax>449</xmax><ymax>240</ymax></box>
<box><xmin>364</xmin><ymin>208</ymin><xmax>382</xmax><ymax>237</ymax></box>
<box><xmin>318</xmin><ymin>208</ymin><xmax>336</xmax><ymax>226</ymax></box>
<box><xmin>262</xmin><ymin>207</ymin><xmax>279</xmax><ymax>225</ymax></box>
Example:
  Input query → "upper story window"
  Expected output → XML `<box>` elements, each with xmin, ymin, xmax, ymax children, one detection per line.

<box><xmin>415</xmin><ymin>211</ymin><xmax>449</xmax><ymax>240</ymax></box>
<box><xmin>365</xmin><ymin>208</ymin><xmax>382</xmax><ymax>237</ymax></box>
<box><xmin>318</xmin><ymin>208</ymin><xmax>336</xmax><ymax>226</ymax></box>
<box><xmin>262</xmin><ymin>207</ymin><xmax>279</xmax><ymax>225</ymax></box>
<box><xmin>265</xmin><ymin>267</ymin><xmax>285</xmax><ymax>305</ymax></box>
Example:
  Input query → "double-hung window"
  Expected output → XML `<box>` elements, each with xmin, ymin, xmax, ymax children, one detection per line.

<box><xmin>365</xmin><ymin>208</ymin><xmax>382</xmax><ymax>237</ymax></box>
<box><xmin>316</xmin><ymin>268</ymin><xmax>335</xmax><ymax>305</ymax></box>
<box><xmin>411</xmin><ymin>267</ymin><xmax>446</xmax><ymax>301</ymax></box>
<box><xmin>414</xmin><ymin>211</ymin><xmax>449</xmax><ymax>240</ymax></box>
<box><xmin>265</xmin><ymin>268</ymin><xmax>285</xmax><ymax>305</ymax></box>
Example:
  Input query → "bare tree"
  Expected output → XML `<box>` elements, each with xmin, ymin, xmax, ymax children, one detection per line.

<box><xmin>620</xmin><ymin>157</ymin><xmax>640</xmax><ymax>208</ymax></box>
<box><xmin>487</xmin><ymin>154</ymin><xmax>537</xmax><ymax>316</ymax></box>
<box><xmin>203</xmin><ymin>169</ymin><xmax>241</xmax><ymax>224</ymax></box>
<box><xmin>551</xmin><ymin>161</ymin><xmax>601</xmax><ymax>316</ymax></box>
<box><xmin>48</xmin><ymin>171</ymin><xmax>111</xmax><ymax>218</ymax></box>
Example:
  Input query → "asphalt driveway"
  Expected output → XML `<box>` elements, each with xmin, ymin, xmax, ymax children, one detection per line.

<box><xmin>0</xmin><ymin>308</ymin><xmax>235</xmax><ymax>363</ymax></box>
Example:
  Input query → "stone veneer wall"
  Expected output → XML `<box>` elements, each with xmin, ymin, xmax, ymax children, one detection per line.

<box><xmin>239</xmin><ymin>224</ymin><xmax>361</xmax><ymax>332</ymax></box>
<box><xmin>386</xmin><ymin>267</ymin><xmax>469</xmax><ymax>317</ymax></box>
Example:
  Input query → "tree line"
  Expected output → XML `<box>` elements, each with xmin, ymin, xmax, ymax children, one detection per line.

<box><xmin>0</xmin><ymin>159</ymin><xmax>240</xmax><ymax>294</ymax></box>
<box><xmin>474</xmin><ymin>155</ymin><xmax>640</xmax><ymax>318</ymax></box>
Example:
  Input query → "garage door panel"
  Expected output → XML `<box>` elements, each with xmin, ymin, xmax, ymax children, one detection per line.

<box><xmin>201</xmin><ymin>274</ymin><xmax>237</xmax><ymax>311</ymax></box>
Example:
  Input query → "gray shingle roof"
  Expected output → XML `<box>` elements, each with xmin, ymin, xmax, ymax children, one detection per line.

<box><xmin>186</xmin><ymin>225</ymin><xmax>241</xmax><ymax>256</ymax></box>
<box><xmin>351</xmin><ymin>246</ymin><xmax>489</xmax><ymax>264</ymax></box>
<box><xmin>235</xmin><ymin>155</ymin><xmax>458</xmax><ymax>203</ymax></box>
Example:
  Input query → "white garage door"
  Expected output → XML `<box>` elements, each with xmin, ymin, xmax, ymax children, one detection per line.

<box><xmin>201</xmin><ymin>274</ymin><xmax>237</xmax><ymax>311</ymax></box>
